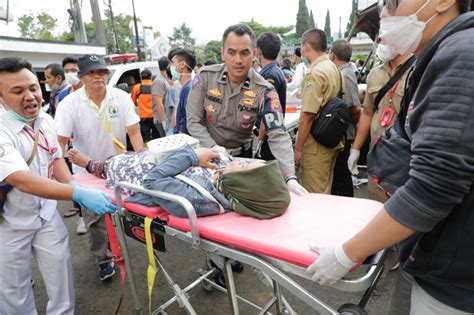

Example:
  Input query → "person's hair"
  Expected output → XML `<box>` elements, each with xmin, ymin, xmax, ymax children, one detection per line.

<box><xmin>158</xmin><ymin>56</ymin><xmax>170</xmax><ymax>71</ymax></box>
<box><xmin>302</xmin><ymin>29</ymin><xmax>327</xmax><ymax>53</ymax></box>
<box><xmin>294</xmin><ymin>47</ymin><xmax>302</xmax><ymax>57</ymax></box>
<box><xmin>45</xmin><ymin>63</ymin><xmax>65</xmax><ymax>80</ymax></box>
<box><xmin>196</xmin><ymin>63</ymin><xmax>203</xmax><ymax>68</ymax></box>
<box><xmin>141</xmin><ymin>69</ymin><xmax>152</xmax><ymax>79</ymax></box>
<box><xmin>62</xmin><ymin>57</ymin><xmax>78</xmax><ymax>68</ymax></box>
<box><xmin>281</xmin><ymin>58</ymin><xmax>293</xmax><ymax>70</ymax></box>
<box><xmin>204</xmin><ymin>59</ymin><xmax>215</xmax><ymax>66</ymax></box>
<box><xmin>256</xmin><ymin>32</ymin><xmax>281</xmax><ymax>60</ymax></box>
<box><xmin>222</xmin><ymin>24</ymin><xmax>255</xmax><ymax>48</ymax></box>
<box><xmin>457</xmin><ymin>0</ymin><xmax>471</xmax><ymax>13</ymax></box>
<box><xmin>0</xmin><ymin>57</ymin><xmax>35</xmax><ymax>74</ymax></box>
<box><xmin>173</xmin><ymin>48</ymin><xmax>197</xmax><ymax>72</ymax></box>
<box><xmin>167</xmin><ymin>47</ymin><xmax>181</xmax><ymax>61</ymax></box>
<box><xmin>331</xmin><ymin>39</ymin><xmax>352</xmax><ymax>62</ymax></box>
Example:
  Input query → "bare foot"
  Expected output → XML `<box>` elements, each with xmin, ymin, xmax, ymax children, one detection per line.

<box><xmin>68</xmin><ymin>148</ymin><xmax>90</xmax><ymax>168</ymax></box>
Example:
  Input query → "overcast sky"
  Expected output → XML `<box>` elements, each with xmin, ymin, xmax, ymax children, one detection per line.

<box><xmin>2</xmin><ymin>0</ymin><xmax>361</xmax><ymax>45</ymax></box>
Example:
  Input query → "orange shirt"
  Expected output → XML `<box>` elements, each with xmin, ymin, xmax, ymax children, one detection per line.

<box><xmin>131</xmin><ymin>79</ymin><xmax>153</xmax><ymax>119</ymax></box>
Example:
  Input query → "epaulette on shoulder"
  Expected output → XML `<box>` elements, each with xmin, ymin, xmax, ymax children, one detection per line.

<box><xmin>199</xmin><ymin>63</ymin><xmax>225</xmax><ymax>73</ymax></box>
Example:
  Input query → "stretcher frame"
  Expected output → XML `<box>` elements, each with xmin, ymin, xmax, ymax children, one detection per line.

<box><xmin>111</xmin><ymin>181</ymin><xmax>387</xmax><ymax>315</ymax></box>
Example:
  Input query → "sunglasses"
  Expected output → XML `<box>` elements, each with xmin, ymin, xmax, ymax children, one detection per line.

<box><xmin>378</xmin><ymin>0</ymin><xmax>399</xmax><ymax>13</ymax></box>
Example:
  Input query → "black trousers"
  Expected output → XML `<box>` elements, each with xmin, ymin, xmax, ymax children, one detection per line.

<box><xmin>140</xmin><ymin>118</ymin><xmax>162</xmax><ymax>143</ymax></box>
<box><xmin>331</xmin><ymin>140</ymin><xmax>354</xmax><ymax>197</ymax></box>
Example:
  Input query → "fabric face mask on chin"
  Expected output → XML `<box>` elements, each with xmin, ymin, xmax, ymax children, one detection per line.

<box><xmin>378</xmin><ymin>0</ymin><xmax>437</xmax><ymax>55</ymax></box>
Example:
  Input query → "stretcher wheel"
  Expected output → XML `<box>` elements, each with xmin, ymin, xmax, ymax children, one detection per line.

<box><xmin>337</xmin><ymin>303</ymin><xmax>368</xmax><ymax>315</ymax></box>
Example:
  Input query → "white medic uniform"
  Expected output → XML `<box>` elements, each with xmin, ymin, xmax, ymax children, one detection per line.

<box><xmin>0</xmin><ymin>111</ymin><xmax>74</xmax><ymax>314</ymax></box>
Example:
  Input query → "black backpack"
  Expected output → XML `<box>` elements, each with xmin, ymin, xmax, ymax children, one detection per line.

<box><xmin>310</xmin><ymin>72</ymin><xmax>351</xmax><ymax>148</ymax></box>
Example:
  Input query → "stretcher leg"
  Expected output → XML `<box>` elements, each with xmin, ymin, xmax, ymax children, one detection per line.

<box><xmin>113</xmin><ymin>186</ymin><xmax>143</xmax><ymax>314</ymax></box>
<box><xmin>273</xmin><ymin>280</ymin><xmax>283</xmax><ymax>314</ymax></box>
<box><xmin>223</xmin><ymin>259</ymin><xmax>240</xmax><ymax>315</ymax></box>
<box><xmin>153</xmin><ymin>253</ymin><xmax>196</xmax><ymax>315</ymax></box>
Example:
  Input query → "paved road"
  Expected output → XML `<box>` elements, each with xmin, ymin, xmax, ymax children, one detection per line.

<box><xmin>32</xmin><ymin>184</ymin><xmax>397</xmax><ymax>314</ymax></box>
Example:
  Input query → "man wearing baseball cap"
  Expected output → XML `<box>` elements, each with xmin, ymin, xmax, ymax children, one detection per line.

<box><xmin>55</xmin><ymin>54</ymin><xmax>144</xmax><ymax>281</ymax></box>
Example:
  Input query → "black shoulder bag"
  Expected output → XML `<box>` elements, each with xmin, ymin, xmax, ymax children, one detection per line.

<box><xmin>367</xmin><ymin>65</ymin><xmax>415</xmax><ymax>197</ymax></box>
<box><xmin>310</xmin><ymin>71</ymin><xmax>351</xmax><ymax>148</ymax></box>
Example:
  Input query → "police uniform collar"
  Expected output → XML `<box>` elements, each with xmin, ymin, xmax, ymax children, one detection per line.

<box><xmin>2</xmin><ymin>110</ymin><xmax>46</xmax><ymax>134</ymax></box>
<box><xmin>220</xmin><ymin>66</ymin><xmax>252</xmax><ymax>88</ymax></box>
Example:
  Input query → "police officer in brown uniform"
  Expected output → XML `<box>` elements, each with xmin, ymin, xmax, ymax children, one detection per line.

<box><xmin>187</xmin><ymin>24</ymin><xmax>307</xmax><ymax>196</ymax></box>
<box><xmin>295</xmin><ymin>29</ymin><xmax>344</xmax><ymax>194</ymax></box>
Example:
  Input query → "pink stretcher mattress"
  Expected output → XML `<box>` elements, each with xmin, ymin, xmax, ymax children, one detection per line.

<box><xmin>76</xmin><ymin>173</ymin><xmax>382</xmax><ymax>268</ymax></box>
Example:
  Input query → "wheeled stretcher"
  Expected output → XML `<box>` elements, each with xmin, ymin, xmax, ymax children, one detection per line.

<box><xmin>76</xmin><ymin>173</ymin><xmax>387</xmax><ymax>315</ymax></box>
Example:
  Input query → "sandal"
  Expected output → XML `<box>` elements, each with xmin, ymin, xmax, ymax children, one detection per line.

<box><xmin>63</xmin><ymin>207</ymin><xmax>80</xmax><ymax>218</ymax></box>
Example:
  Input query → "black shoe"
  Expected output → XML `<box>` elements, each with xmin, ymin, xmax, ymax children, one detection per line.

<box><xmin>231</xmin><ymin>260</ymin><xmax>244</xmax><ymax>273</ymax></box>
<box><xmin>214</xmin><ymin>269</ymin><xmax>226</xmax><ymax>288</ymax></box>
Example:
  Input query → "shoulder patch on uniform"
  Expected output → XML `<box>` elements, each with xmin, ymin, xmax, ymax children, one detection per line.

<box><xmin>266</xmin><ymin>89</ymin><xmax>281</xmax><ymax>112</ymax></box>
<box><xmin>192</xmin><ymin>74</ymin><xmax>202</xmax><ymax>90</ymax></box>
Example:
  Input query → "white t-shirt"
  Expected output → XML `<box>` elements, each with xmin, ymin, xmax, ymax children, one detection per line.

<box><xmin>54</xmin><ymin>86</ymin><xmax>140</xmax><ymax>174</ymax></box>
<box><xmin>0</xmin><ymin>111</ymin><xmax>63</xmax><ymax>229</ymax></box>
<box><xmin>287</xmin><ymin>62</ymin><xmax>307</xmax><ymax>92</ymax></box>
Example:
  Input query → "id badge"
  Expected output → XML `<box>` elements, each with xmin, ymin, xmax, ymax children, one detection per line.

<box><xmin>379</xmin><ymin>107</ymin><xmax>395</xmax><ymax>127</ymax></box>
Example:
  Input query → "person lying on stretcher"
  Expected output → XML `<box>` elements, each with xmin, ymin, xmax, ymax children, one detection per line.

<box><xmin>68</xmin><ymin>144</ymin><xmax>295</xmax><ymax>219</ymax></box>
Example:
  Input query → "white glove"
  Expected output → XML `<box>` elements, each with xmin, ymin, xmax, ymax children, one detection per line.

<box><xmin>347</xmin><ymin>148</ymin><xmax>360</xmax><ymax>175</ymax></box>
<box><xmin>287</xmin><ymin>179</ymin><xmax>309</xmax><ymax>196</ymax></box>
<box><xmin>212</xmin><ymin>145</ymin><xmax>227</xmax><ymax>155</ymax></box>
<box><xmin>306</xmin><ymin>244</ymin><xmax>356</xmax><ymax>285</ymax></box>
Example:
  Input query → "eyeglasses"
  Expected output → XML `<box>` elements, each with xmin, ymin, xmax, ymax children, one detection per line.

<box><xmin>378</xmin><ymin>0</ymin><xmax>399</xmax><ymax>13</ymax></box>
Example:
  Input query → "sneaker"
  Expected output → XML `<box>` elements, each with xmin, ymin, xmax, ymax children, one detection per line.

<box><xmin>99</xmin><ymin>262</ymin><xmax>116</xmax><ymax>281</ymax></box>
<box><xmin>76</xmin><ymin>217</ymin><xmax>87</xmax><ymax>235</ymax></box>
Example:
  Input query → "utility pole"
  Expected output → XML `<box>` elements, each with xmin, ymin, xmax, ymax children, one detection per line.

<box><xmin>90</xmin><ymin>0</ymin><xmax>106</xmax><ymax>45</ymax></box>
<box><xmin>104</xmin><ymin>0</ymin><xmax>120</xmax><ymax>53</ymax></box>
<box><xmin>70</xmin><ymin>0</ymin><xmax>87</xmax><ymax>43</ymax></box>
<box><xmin>131</xmin><ymin>0</ymin><xmax>142</xmax><ymax>60</ymax></box>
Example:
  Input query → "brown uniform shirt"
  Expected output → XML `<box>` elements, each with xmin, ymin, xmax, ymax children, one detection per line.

<box><xmin>299</xmin><ymin>54</ymin><xmax>344</xmax><ymax>193</ymax></box>
<box><xmin>363</xmin><ymin>61</ymin><xmax>410</xmax><ymax>146</ymax></box>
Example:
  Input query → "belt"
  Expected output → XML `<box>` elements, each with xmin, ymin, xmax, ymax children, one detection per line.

<box><xmin>226</xmin><ymin>141</ymin><xmax>252</xmax><ymax>156</ymax></box>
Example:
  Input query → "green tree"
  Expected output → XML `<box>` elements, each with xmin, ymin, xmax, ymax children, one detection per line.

<box><xmin>296</xmin><ymin>0</ymin><xmax>310</xmax><ymax>37</ymax></box>
<box><xmin>324</xmin><ymin>9</ymin><xmax>331</xmax><ymax>37</ymax></box>
<box><xmin>242</xmin><ymin>19</ymin><xmax>293</xmax><ymax>38</ymax></box>
<box><xmin>168</xmin><ymin>22</ymin><xmax>195</xmax><ymax>49</ymax></box>
<box><xmin>17</xmin><ymin>12</ymin><xmax>57</xmax><ymax>40</ymax></box>
<box><xmin>103</xmin><ymin>9</ymin><xmax>136</xmax><ymax>54</ymax></box>
<box><xmin>345</xmin><ymin>0</ymin><xmax>358</xmax><ymax>38</ymax></box>
<box><xmin>309</xmin><ymin>10</ymin><xmax>316</xmax><ymax>29</ymax></box>
<box><xmin>203</xmin><ymin>40</ymin><xmax>221</xmax><ymax>63</ymax></box>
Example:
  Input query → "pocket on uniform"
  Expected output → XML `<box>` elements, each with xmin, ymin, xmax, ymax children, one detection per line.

<box><xmin>203</xmin><ymin>102</ymin><xmax>223</xmax><ymax>124</ymax></box>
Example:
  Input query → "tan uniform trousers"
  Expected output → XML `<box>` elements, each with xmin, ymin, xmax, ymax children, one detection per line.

<box><xmin>300</xmin><ymin>137</ymin><xmax>340</xmax><ymax>193</ymax></box>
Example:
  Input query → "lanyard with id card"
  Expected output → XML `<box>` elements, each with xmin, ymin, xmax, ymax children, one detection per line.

<box><xmin>87</xmin><ymin>92</ymin><xmax>126</xmax><ymax>154</ymax></box>
<box><xmin>379</xmin><ymin>79</ymin><xmax>401</xmax><ymax>128</ymax></box>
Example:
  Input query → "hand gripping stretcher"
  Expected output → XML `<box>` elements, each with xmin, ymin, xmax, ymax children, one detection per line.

<box><xmin>76</xmin><ymin>173</ymin><xmax>387</xmax><ymax>315</ymax></box>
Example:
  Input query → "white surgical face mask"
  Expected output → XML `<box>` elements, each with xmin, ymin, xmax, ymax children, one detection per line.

<box><xmin>65</xmin><ymin>72</ymin><xmax>80</xmax><ymax>86</ymax></box>
<box><xmin>376</xmin><ymin>43</ymin><xmax>398</xmax><ymax>62</ymax></box>
<box><xmin>378</xmin><ymin>0</ymin><xmax>437</xmax><ymax>55</ymax></box>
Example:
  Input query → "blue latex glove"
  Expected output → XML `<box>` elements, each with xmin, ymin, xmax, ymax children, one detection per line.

<box><xmin>72</xmin><ymin>187</ymin><xmax>117</xmax><ymax>215</ymax></box>
<box><xmin>166</xmin><ymin>128</ymin><xmax>174</xmax><ymax>136</ymax></box>
<box><xmin>68</xmin><ymin>180</ymin><xmax>80</xmax><ymax>187</ymax></box>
